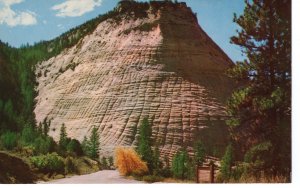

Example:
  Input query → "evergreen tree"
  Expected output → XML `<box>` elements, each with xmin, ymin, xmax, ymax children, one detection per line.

<box><xmin>171</xmin><ymin>149</ymin><xmax>190</xmax><ymax>180</ymax></box>
<box><xmin>137</xmin><ymin>117</ymin><xmax>153</xmax><ymax>172</ymax></box>
<box><xmin>227</xmin><ymin>0</ymin><xmax>291</xmax><ymax>176</ymax></box>
<box><xmin>152</xmin><ymin>146</ymin><xmax>161</xmax><ymax>175</ymax></box>
<box><xmin>89</xmin><ymin>125</ymin><xmax>100</xmax><ymax>159</ymax></box>
<box><xmin>194</xmin><ymin>140</ymin><xmax>206</xmax><ymax>166</ymax></box>
<box><xmin>43</xmin><ymin>119</ymin><xmax>50</xmax><ymax>136</ymax></box>
<box><xmin>21</xmin><ymin>124</ymin><xmax>36</xmax><ymax>144</ymax></box>
<box><xmin>81</xmin><ymin>136</ymin><xmax>89</xmax><ymax>155</ymax></box>
<box><xmin>59</xmin><ymin>123</ymin><xmax>68</xmax><ymax>150</ymax></box>
<box><xmin>220</xmin><ymin>144</ymin><xmax>234</xmax><ymax>182</ymax></box>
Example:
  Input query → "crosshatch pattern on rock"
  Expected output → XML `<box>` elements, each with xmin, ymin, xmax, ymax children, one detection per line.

<box><xmin>34</xmin><ymin>2</ymin><xmax>234</xmax><ymax>158</ymax></box>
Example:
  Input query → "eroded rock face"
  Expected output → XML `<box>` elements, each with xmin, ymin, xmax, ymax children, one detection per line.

<box><xmin>34</xmin><ymin>2</ymin><xmax>234</xmax><ymax>158</ymax></box>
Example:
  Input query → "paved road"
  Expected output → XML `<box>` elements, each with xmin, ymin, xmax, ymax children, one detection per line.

<box><xmin>40</xmin><ymin>170</ymin><xmax>143</xmax><ymax>184</ymax></box>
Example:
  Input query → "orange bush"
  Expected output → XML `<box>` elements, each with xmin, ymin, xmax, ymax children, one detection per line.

<box><xmin>114</xmin><ymin>147</ymin><xmax>148</xmax><ymax>176</ymax></box>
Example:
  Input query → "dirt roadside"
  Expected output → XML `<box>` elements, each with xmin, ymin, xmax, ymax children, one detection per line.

<box><xmin>39</xmin><ymin>170</ymin><xmax>143</xmax><ymax>184</ymax></box>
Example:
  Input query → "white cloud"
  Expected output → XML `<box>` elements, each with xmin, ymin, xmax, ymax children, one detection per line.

<box><xmin>52</xmin><ymin>0</ymin><xmax>102</xmax><ymax>17</ymax></box>
<box><xmin>0</xmin><ymin>0</ymin><xmax>37</xmax><ymax>27</ymax></box>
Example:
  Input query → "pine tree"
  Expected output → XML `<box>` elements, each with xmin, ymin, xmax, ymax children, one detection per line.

<box><xmin>220</xmin><ymin>144</ymin><xmax>234</xmax><ymax>182</ymax></box>
<box><xmin>89</xmin><ymin>125</ymin><xmax>100</xmax><ymax>159</ymax></box>
<box><xmin>152</xmin><ymin>146</ymin><xmax>161</xmax><ymax>175</ymax></box>
<box><xmin>43</xmin><ymin>119</ymin><xmax>50</xmax><ymax>136</ymax></box>
<box><xmin>81</xmin><ymin>136</ymin><xmax>89</xmax><ymax>155</ymax></box>
<box><xmin>59</xmin><ymin>123</ymin><xmax>67</xmax><ymax>150</ymax></box>
<box><xmin>227</xmin><ymin>0</ymin><xmax>291</xmax><ymax>176</ymax></box>
<box><xmin>194</xmin><ymin>140</ymin><xmax>206</xmax><ymax>166</ymax></box>
<box><xmin>137</xmin><ymin>117</ymin><xmax>153</xmax><ymax>172</ymax></box>
<box><xmin>171</xmin><ymin>149</ymin><xmax>190</xmax><ymax>180</ymax></box>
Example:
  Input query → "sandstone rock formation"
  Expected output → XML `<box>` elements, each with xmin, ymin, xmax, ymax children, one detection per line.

<box><xmin>34</xmin><ymin>1</ymin><xmax>234</xmax><ymax>158</ymax></box>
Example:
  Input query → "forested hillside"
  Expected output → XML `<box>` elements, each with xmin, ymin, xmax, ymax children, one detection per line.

<box><xmin>0</xmin><ymin>8</ymin><xmax>122</xmax><ymax>183</ymax></box>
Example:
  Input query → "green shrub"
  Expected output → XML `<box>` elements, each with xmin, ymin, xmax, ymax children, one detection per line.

<box><xmin>34</xmin><ymin>136</ymin><xmax>55</xmax><ymax>154</ymax></box>
<box><xmin>20</xmin><ymin>125</ymin><xmax>36</xmax><ymax>144</ymax></box>
<box><xmin>194</xmin><ymin>140</ymin><xmax>206</xmax><ymax>166</ymax></box>
<box><xmin>0</xmin><ymin>131</ymin><xmax>18</xmax><ymax>150</ymax></box>
<box><xmin>171</xmin><ymin>149</ymin><xmax>193</xmax><ymax>180</ymax></box>
<box><xmin>101</xmin><ymin>157</ymin><xmax>108</xmax><ymax>169</ymax></box>
<box><xmin>67</xmin><ymin>139</ymin><xmax>83</xmax><ymax>156</ymax></box>
<box><xmin>65</xmin><ymin>156</ymin><xmax>76</xmax><ymax>174</ymax></box>
<box><xmin>30</xmin><ymin>152</ymin><xmax>65</xmax><ymax>174</ymax></box>
<box><xmin>142</xmin><ymin>175</ymin><xmax>163</xmax><ymax>183</ymax></box>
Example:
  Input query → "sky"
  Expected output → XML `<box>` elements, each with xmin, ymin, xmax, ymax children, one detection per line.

<box><xmin>0</xmin><ymin>0</ymin><xmax>245</xmax><ymax>62</ymax></box>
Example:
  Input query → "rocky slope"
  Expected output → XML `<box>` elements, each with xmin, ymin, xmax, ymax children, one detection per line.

<box><xmin>0</xmin><ymin>152</ymin><xmax>36</xmax><ymax>183</ymax></box>
<box><xmin>34</xmin><ymin>1</ymin><xmax>234</xmax><ymax>158</ymax></box>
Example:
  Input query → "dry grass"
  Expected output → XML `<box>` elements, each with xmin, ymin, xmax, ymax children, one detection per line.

<box><xmin>114</xmin><ymin>147</ymin><xmax>148</xmax><ymax>176</ymax></box>
<box><xmin>227</xmin><ymin>175</ymin><xmax>290</xmax><ymax>183</ymax></box>
<box><xmin>161</xmin><ymin>178</ymin><xmax>194</xmax><ymax>183</ymax></box>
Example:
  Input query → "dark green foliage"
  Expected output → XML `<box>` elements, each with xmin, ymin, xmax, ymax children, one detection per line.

<box><xmin>67</xmin><ymin>139</ymin><xmax>83</xmax><ymax>156</ymax></box>
<box><xmin>19</xmin><ymin>124</ymin><xmax>56</xmax><ymax>155</ymax></box>
<box><xmin>81</xmin><ymin>126</ymin><xmax>100</xmax><ymax>159</ymax></box>
<box><xmin>194</xmin><ymin>140</ymin><xmax>206</xmax><ymax>166</ymax></box>
<box><xmin>243</xmin><ymin>141</ymin><xmax>273</xmax><ymax>176</ymax></box>
<box><xmin>81</xmin><ymin>136</ymin><xmax>89</xmax><ymax>156</ymax></box>
<box><xmin>101</xmin><ymin>157</ymin><xmax>108</xmax><ymax>169</ymax></box>
<box><xmin>89</xmin><ymin>126</ymin><xmax>100</xmax><ymax>159</ymax></box>
<box><xmin>118</xmin><ymin>1</ymin><xmax>149</xmax><ymax>18</ymax></box>
<box><xmin>228</xmin><ymin>0</ymin><xmax>291</xmax><ymax>177</ymax></box>
<box><xmin>220</xmin><ymin>144</ymin><xmax>234</xmax><ymax>182</ymax></box>
<box><xmin>136</xmin><ymin>118</ymin><xmax>168</xmax><ymax>176</ymax></box>
<box><xmin>193</xmin><ymin>119</ymin><xmax>229</xmax><ymax>158</ymax></box>
<box><xmin>20</xmin><ymin>125</ymin><xmax>36</xmax><ymax>144</ymax></box>
<box><xmin>33</xmin><ymin>136</ymin><xmax>56</xmax><ymax>154</ymax></box>
<box><xmin>152</xmin><ymin>146</ymin><xmax>161</xmax><ymax>173</ymax></box>
<box><xmin>42</xmin><ymin>118</ymin><xmax>51</xmax><ymax>136</ymax></box>
<box><xmin>30</xmin><ymin>153</ymin><xmax>65</xmax><ymax>174</ymax></box>
<box><xmin>58</xmin><ymin>124</ymin><xmax>84</xmax><ymax>156</ymax></box>
<box><xmin>3</xmin><ymin>99</ymin><xmax>14</xmax><ymax>120</ymax></box>
<box><xmin>59</xmin><ymin>123</ymin><xmax>68</xmax><ymax>150</ymax></box>
<box><xmin>137</xmin><ymin>118</ymin><xmax>153</xmax><ymax>171</ymax></box>
<box><xmin>171</xmin><ymin>149</ymin><xmax>193</xmax><ymax>180</ymax></box>
<box><xmin>0</xmin><ymin>131</ymin><xmax>18</xmax><ymax>150</ymax></box>
<box><xmin>37</xmin><ymin>122</ymin><xmax>43</xmax><ymax>135</ymax></box>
